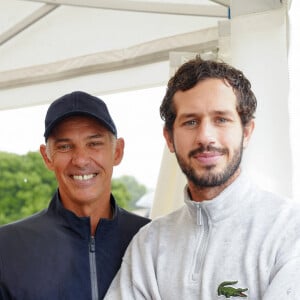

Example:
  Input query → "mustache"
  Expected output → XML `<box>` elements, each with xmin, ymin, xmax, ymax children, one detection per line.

<box><xmin>188</xmin><ymin>145</ymin><xmax>228</xmax><ymax>158</ymax></box>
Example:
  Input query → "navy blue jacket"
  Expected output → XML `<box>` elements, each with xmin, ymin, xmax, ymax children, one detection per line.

<box><xmin>0</xmin><ymin>191</ymin><xmax>150</xmax><ymax>299</ymax></box>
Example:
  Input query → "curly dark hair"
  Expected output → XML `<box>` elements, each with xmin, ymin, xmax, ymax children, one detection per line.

<box><xmin>160</xmin><ymin>56</ymin><xmax>257</xmax><ymax>134</ymax></box>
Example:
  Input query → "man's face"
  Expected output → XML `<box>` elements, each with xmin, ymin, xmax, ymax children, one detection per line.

<box><xmin>164</xmin><ymin>78</ymin><xmax>254</xmax><ymax>190</ymax></box>
<box><xmin>40</xmin><ymin>115</ymin><xmax>124</xmax><ymax>213</ymax></box>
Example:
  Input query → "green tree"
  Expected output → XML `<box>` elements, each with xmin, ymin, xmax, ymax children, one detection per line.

<box><xmin>113</xmin><ymin>175</ymin><xmax>147</xmax><ymax>209</ymax></box>
<box><xmin>0</xmin><ymin>151</ymin><xmax>56</xmax><ymax>225</ymax></box>
<box><xmin>111</xmin><ymin>180</ymin><xmax>131</xmax><ymax>209</ymax></box>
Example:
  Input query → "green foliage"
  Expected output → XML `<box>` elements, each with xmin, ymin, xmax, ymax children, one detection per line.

<box><xmin>113</xmin><ymin>175</ymin><xmax>147</xmax><ymax>209</ymax></box>
<box><xmin>111</xmin><ymin>180</ymin><xmax>131</xmax><ymax>209</ymax></box>
<box><xmin>0</xmin><ymin>151</ymin><xmax>148</xmax><ymax>225</ymax></box>
<box><xmin>0</xmin><ymin>151</ymin><xmax>56</xmax><ymax>225</ymax></box>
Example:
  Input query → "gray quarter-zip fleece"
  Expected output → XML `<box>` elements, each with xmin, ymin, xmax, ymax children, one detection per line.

<box><xmin>105</xmin><ymin>173</ymin><xmax>300</xmax><ymax>300</ymax></box>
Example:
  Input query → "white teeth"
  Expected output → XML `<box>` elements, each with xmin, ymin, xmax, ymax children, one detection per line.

<box><xmin>73</xmin><ymin>174</ymin><xmax>95</xmax><ymax>181</ymax></box>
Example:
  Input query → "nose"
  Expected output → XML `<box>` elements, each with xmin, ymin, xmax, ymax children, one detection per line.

<box><xmin>195</xmin><ymin>120</ymin><xmax>216</xmax><ymax>146</ymax></box>
<box><xmin>71</xmin><ymin>146</ymin><xmax>90</xmax><ymax>167</ymax></box>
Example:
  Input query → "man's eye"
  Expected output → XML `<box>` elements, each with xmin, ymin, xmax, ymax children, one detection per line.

<box><xmin>89</xmin><ymin>141</ymin><xmax>104</xmax><ymax>147</ymax></box>
<box><xmin>57</xmin><ymin>144</ymin><xmax>72</xmax><ymax>152</ymax></box>
<box><xmin>216</xmin><ymin>117</ymin><xmax>228</xmax><ymax>124</ymax></box>
<box><xmin>183</xmin><ymin>120</ymin><xmax>198</xmax><ymax>127</ymax></box>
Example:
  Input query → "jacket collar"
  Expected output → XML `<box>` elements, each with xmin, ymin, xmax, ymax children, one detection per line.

<box><xmin>46</xmin><ymin>190</ymin><xmax>119</xmax><ymax>239</ymax></box>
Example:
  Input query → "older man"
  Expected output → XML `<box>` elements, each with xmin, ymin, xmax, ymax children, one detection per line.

<box><xmin>0</xmin><ymin>91</ymin><xmax>149</xmax><ymax>299</ymax></box>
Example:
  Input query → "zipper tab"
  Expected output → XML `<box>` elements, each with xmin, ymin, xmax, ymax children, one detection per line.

<box><xmin>90</xmin><ymin>236</ymin><xmax>96</xmax><ymax>252</ymax></box>
<box><xmin>196</xmin><ymin>204</ymin><xmax>203</xmax><ymax>226</ymax></box>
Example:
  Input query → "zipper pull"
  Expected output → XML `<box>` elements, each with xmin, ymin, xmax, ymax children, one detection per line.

<box><xmin>90</xmin><ymin>236</ymin><xmax>96</xmax><ymax>252</ymax></box>
<box><xmin>196</xmin><ymin>204</ymin><xmax>203</xmax><ymax>226</ymax></box>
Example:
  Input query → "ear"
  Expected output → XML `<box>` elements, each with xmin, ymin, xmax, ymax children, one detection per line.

<box><xmin>242</xmin><ymin>119</ymin><xmax>255</xmax><ymax>148</ymax></box>
<box><xmin>40</xmin><ymin>144</ymin><xmax>54</xmax><ymax>171</ymax></box>
<box><xmin>163</xmin><ymin>127</ymin><xmax>175</xmax><ymax>153</ymax></box>
<box><xmin>113</xmin><ymin>138</ymin><xmax>125</xmax><ymax>166</ymax></box>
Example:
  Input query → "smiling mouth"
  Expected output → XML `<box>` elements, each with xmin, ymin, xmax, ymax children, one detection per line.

<box><xmin>72</xmin><ymin>174</ymin><xmax>97</xmax><ymax>181</ymax></box>
<box><xmin>189</xmin><ymin>146</ymin><xmax>227</xmax><ymax>159</ymax></box>
<box><xmin>196</xmin><ymin>152</ymin><xmax>220</xmax><ymax>158</ymax></box>
<box><xmin>194</xmin><ymin>152</ymin><xmax>222</xmax><ymax>164</ymax></box>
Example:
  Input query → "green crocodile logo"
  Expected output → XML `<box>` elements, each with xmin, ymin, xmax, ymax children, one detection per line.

<box><xmin>217</xmin><ymin>281</ymin><xmax>248</xmax><ymax>298</ymax></box>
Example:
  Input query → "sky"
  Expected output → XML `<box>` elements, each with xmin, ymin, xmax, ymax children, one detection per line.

<box><xmin>0</xmin><ymin>86</ymin><xmax>166</xmax><ymax>190</ymax></box>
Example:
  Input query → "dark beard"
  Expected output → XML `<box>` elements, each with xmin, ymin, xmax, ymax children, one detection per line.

<box><xmin>175</xmin><ymin>141</ymin><xmax>243</xmax><ymax>188</ymax></box>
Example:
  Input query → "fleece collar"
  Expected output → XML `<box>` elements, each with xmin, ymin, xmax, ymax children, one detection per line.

<box><xmin>184</xmin><ymin>172</ymin><xmax>254</xmax><ymax>224</ymax></box>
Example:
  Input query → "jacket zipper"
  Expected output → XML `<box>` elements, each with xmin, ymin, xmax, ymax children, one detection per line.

<box><xmin>192</xmin><ymin>204</ymin><xmax>209</xmax><ymax>281</ymax></box>
<box><xmin>89</xmin><ymin>236</ymin><xmax>99</xmax><ymax>300</ymax></box>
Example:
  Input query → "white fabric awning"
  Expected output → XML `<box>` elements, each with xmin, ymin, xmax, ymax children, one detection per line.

<box><xmin>0</xmin><ymin>0</ymin><xmax>227</xmax><ymax>109</ymax></box>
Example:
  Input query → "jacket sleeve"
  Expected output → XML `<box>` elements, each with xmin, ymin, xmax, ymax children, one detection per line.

<box><xmin>262</xmin><ymin>258</ymin><xmax>300</xmax><ymax>299</ymax></box>
<box><xmin>263</xmin><ymin>213</ymin><xmax>300</xmax><ymax>300</ymax></box>
<box><xmin>104</xmin><ymin>225</ymin><xmax>162</xmax><ymax>300</ymax></box>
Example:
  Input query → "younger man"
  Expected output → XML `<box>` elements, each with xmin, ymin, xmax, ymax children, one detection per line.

<box><xmin>105</xmin><ymin>58</ymin><xmax>300</xmax><ymax>299</ymax></box>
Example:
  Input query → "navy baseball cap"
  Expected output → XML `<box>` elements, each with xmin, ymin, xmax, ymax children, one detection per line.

<box><xmin>44</xmin><ymin>91</ymin><xmax>117</xmax><ymax>140</ymax></box>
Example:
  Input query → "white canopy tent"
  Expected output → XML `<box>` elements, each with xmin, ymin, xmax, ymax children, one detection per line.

<box><xmin>0</xmin><ymin>0</ymin><xmax>227</xmax><ymax>108</ymax></box>
<box><xmin>0</xmin><ymin>0</ymin><xmax>295</xmax><ymax>217</ymax></box>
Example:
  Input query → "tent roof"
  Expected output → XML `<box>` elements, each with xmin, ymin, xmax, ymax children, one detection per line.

<box><xmin>0</xmin><ymin>0</ymin><xmax>228</xmax><ymax>109</ymax></box>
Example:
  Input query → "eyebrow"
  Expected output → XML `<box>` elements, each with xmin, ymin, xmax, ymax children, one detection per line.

<box><xmin>213</xmin><ymin>110</ymin><xmax>236</xmax><ymax>118</ymax></box>
<box><xmin>52</xmin><ymin>137</ymin><xmax>71</xmax><ymax>144</ymax></box>
<box><xmin>52</xmin><ymin>133</ymin><xmax>105</xmax><ymax>144</ymax></box>
<box><xmin>88</xmin><ymin>133</ymin><xmax>105</xmax><ymax>139</ymax></box>
<box><xmin>179</xmin><ymin>110</ymin><xmax>236</xmax><ymax>118</ymax></box>
<box><xmin>177</xmin><ymin>112</ymin><xmax>198</xmax><ymax>120</ymax></box>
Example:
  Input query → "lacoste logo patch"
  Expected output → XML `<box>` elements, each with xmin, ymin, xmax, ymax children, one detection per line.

<box><xmin>217</xmin><ymin>281</ymin><xmax>248</xmax><ymax>298</ymax></box>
